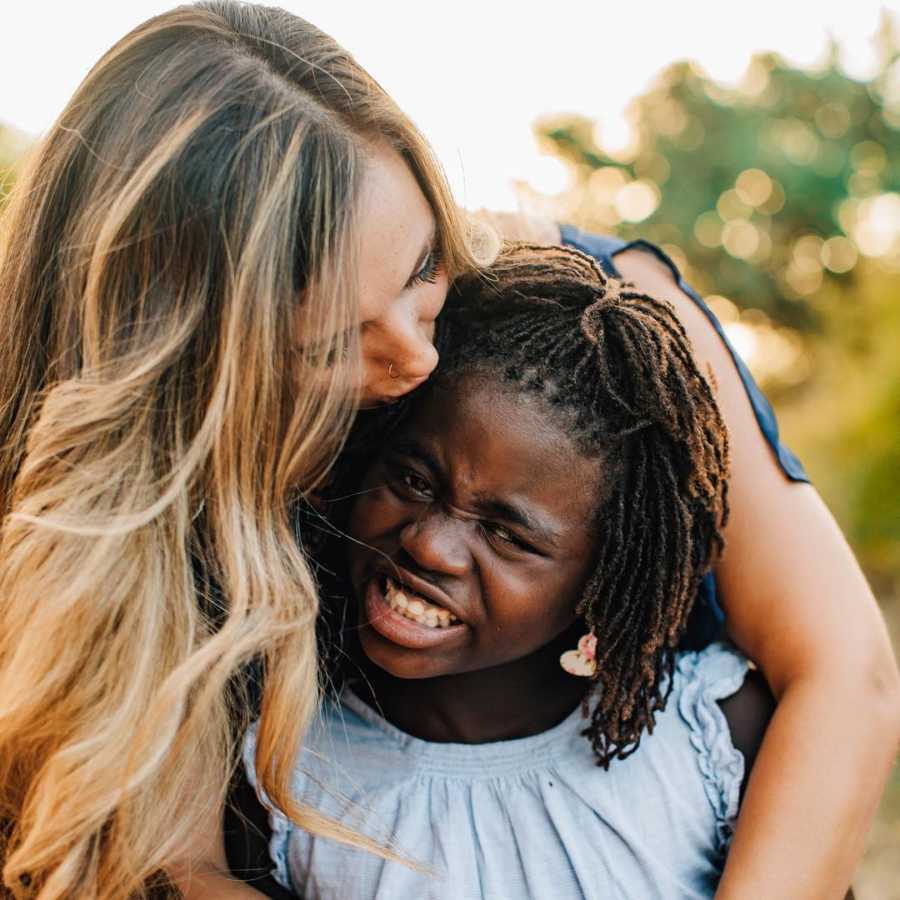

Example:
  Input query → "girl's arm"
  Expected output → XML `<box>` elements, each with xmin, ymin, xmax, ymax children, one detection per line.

<box><xmin>613</xmin><ymin>245</ymin><xmax>900</xmax><ymax>900</ymax></box>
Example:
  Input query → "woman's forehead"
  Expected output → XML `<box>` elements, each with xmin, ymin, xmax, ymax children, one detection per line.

<box><xmin>357</xmin><ymin>144</ymin><xmax>436</xmax><ymax>313</ymax></box>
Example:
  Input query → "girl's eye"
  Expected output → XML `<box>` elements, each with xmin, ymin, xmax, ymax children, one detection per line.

<box><xmin>390</xmin><ymin>465</ymin><xmax>433</xmax><ymax>499</ymax></box>
<box><xmin>407</xmin><ymin>245</ymin><xmax>444</xmax><ymax>289</ymax></box>
<box><xmin>482</xmin><ymin>522</ymin><xmax>532</xmax><ymax>552</ymax></box>
<box><xmin>403</xmin><ymin>471</ymin><xmax>431</xmax><ymax>495</ymax></box>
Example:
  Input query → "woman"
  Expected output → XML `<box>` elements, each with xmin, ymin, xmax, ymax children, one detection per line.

<box><xmin>0</xmin><ymin>3</ymin><xmax>492</xmax><ymax>897</ymax></box>
<box><xmin>0</xmin><ymin>2</ymin><xmax>896</xmax><ymax>898</ymax></box>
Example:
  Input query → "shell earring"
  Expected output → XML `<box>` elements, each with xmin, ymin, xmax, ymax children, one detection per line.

<box><xmin>560</xmin><ymin>632</ymin><xmax>597</xmax><ymax>677</ymax></box>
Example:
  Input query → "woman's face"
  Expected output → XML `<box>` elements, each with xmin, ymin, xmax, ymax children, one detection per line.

<box><xmin>354</xmin><ymin>144</ymin><xmax>449</xmax><ymax>405</ymax></box>
<box><xmin>346</xmin><ymin>376</ymin><xmax>605</xmax><ymax>680</ymax></box>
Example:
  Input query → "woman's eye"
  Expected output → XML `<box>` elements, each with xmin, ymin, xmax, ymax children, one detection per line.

<box><xmin>407</xmin><ymin>245</ymin><xmax>444</xmax><ymax>289</ymax></box>
<box><xmin>301</xmin><ymin>337</ymin><xmax>352</xmax><ymax>368</ymax></box>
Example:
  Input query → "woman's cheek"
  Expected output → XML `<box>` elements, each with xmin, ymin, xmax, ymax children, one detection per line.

<box><xmin>423</xmin><ymin>272</ymin><xmax>449</xmax><ymax>321</ymax></box>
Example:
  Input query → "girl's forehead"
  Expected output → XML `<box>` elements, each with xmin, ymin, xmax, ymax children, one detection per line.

<box><xmin>401</xmin><ymin>377</ymin><xmax>605</xmax><ymax>522</ymax></box>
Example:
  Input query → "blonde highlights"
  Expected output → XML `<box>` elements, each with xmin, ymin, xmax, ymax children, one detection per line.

<box><xmin>0</xmin><ymin>3</ymin><xmax>481</xmax><ymax>896</ymax></box>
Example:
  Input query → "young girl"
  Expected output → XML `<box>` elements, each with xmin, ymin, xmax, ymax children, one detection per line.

<box><xmin>243</xmin><ymin>244</ymin><xmax>775</xmax><ymax>898</ymax></box>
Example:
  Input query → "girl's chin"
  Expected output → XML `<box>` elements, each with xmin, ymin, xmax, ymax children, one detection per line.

<box><xmin>358</xmin><ymin>632</ymin><xmax>447</xmax><ymax>680</ymax></box>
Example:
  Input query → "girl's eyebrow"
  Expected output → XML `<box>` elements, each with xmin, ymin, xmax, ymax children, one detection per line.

<box><xmin>391</xmin><ymin>437</ymin><xmax>561</xmax><ymax>547</ymax></box>
<box><xmin>472</xmin><ymin>495</ymin><xmax>561</xmax><ymax>548</ymax></box>
<box><xmin>391</xmin><ymin>438</ymin><xmax>440</xmax><ymax>475</ymax></box>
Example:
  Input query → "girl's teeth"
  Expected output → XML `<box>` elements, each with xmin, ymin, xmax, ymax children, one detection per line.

<box><xmin>384</xmin><ymin>579</ymin><xmax>459</xmax><ymax>629</ymax></box>
<box><xmin>407</xmin><ymin>599</ymin><xmax>425</xmax><ymax>616</ymax></box>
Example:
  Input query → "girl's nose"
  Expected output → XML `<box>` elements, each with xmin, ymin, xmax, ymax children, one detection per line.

<box><xmin>399</xmin><ymin>510</ymin><xmax>469</xmax><ymax>578</ymax></box>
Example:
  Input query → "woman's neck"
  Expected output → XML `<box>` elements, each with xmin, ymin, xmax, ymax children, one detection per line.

<box><xmin>355</xmin><ymin>626</ymin><xmax>589</xmax><ymax>744</ymax></box>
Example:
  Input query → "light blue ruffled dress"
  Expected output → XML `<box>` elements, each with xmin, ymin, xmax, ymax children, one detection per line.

<box><xmin>244</xmin><ymin>643</ymin><xmax>748</xmax><ymax>900</ymax></box>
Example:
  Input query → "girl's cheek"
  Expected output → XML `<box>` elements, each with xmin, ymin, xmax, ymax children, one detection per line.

<box><xmin>353</xmin><ymin>488</ymin><xmax>406</xmax><ymax>538</ymax></box>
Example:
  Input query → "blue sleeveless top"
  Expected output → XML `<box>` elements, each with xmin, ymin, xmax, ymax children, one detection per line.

<box><xmin>560</xmin><ymin>227</ymin><xmax>809</xmax><ymax>646</ymax></box>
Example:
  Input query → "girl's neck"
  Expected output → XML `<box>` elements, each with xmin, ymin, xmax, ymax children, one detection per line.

<box><xmin>356</xmin><ymin>626</ymin><xmax>589</xmax><ymax>744</ymax></box>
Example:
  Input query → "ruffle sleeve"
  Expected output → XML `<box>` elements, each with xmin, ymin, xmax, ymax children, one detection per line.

<box><xmin>675</xmin><ymin>643</ymin><xmax>749</xmax><ymax>855</ymax></box>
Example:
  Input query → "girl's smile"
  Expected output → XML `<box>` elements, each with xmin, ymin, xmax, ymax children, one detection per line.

<box><xmin>347</xmin><ymin>373</ymin><xmax>605</xmax><ymax>683</ymax></box>
<box><xmin>362</xmin><ymin>573</ymin><xmax>468</xmax><ymax>651</ymax></box>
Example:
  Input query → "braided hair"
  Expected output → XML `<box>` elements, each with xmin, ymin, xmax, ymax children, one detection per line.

<box><xmin>429</xmin><ymin>242</ymin><xmax>731</xmax><ymax>767</ymax></box>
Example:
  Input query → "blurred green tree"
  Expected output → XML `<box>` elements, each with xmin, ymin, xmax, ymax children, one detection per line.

<box><xmin>537</xmin><ymin>13</ymin><xmax>899</xmax><ymax>333</ymax></box>
<box><xmin>534</xmin><ymin>13</ymin><xmax>900</xmax><ymax>581</ymax></box>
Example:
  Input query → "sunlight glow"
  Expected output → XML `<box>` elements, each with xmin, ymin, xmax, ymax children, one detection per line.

<box><xmin>0</xmin><ymin>1</ymin><xmax>892</xmax><ymax>211</ymax></box>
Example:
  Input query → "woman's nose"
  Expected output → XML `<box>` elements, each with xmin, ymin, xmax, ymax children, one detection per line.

<box><xmin>399</xmin><ymin>510</ymin><xmax>469</xmax><ymax>577</ymax></box>
<box><xmin>390</xmin><ymin>331</ymin><xmax>438</xmax><ymax>381</ymax></box>
<box><xmin>381</xmin><ymin>305</ymin><xmax>439</xmax><ymax>380</ymax></box>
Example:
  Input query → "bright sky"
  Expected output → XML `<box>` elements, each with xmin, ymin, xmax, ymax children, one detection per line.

<box><xmin>3</xmin><ymin>1</ymin><xmax>897</xmax><ymax>209</ymax></box>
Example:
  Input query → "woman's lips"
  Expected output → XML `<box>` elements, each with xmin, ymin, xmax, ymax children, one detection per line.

<box><xmin>362</xmin><ymin>576</ymin><xmax>468</xmax><ymax>650</ymax></box>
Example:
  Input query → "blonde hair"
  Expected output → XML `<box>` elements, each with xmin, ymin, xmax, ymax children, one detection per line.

<box><xmin>0</xmin><ymin>3</ymin><xmax>485</xmax><ymax>896</ymax></box>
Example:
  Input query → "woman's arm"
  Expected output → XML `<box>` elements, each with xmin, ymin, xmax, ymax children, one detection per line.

<box><xmin>174</xmin><ymin>866</ymin><xmax>268</xmax><ymax>900</ymax></box>
<box><xmin>167</xmin><ymin>803</ymin><xmax>269</xmax><ymax>900</ymax></box>
<box><xmin>613</xmin><ymin>246</ymin><xmax>900</xmax><ymax>900</ymax></box>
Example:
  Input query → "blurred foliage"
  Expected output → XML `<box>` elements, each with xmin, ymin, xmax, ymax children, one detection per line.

<box><xmin>533</xmin><ymin>13</ymin><xmax>900</xmax><ymax>585</ymax></box>
<box><xmin>0</xmin><ymin>128</ymin><xmax>21</xmax><ymax>208</ymax></box>
<box><xmin>536</xmin><ymin>14</ymin><xmax>900</xmax><ymax>328</ymax></box>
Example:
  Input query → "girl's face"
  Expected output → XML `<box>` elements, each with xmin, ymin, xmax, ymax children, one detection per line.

<box><xmin>353</xmin><ymin>144</ymin><xmax>448</xmax><ymax>406</ymax></box>
<box><xmin>347</xmin><ymin>377</ymin><xmax>605</xmax><ymax>680</ymax></box>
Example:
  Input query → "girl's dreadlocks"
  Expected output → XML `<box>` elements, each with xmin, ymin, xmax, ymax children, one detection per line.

<box><xmin>430</xmin><ymin>242</ymin><xmax>731</xmax><ymax>767</ymax></box>
<box><xmin>316</xmin><ymin>242</ymin><xmax>729</xmax><ymax>769</ymax></box>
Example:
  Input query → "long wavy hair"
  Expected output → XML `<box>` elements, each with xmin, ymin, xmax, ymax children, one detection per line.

<box><xmin>0</xmin><ymin>3</ymin><xmax>485</xmax><ymax>896</ymax></box>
